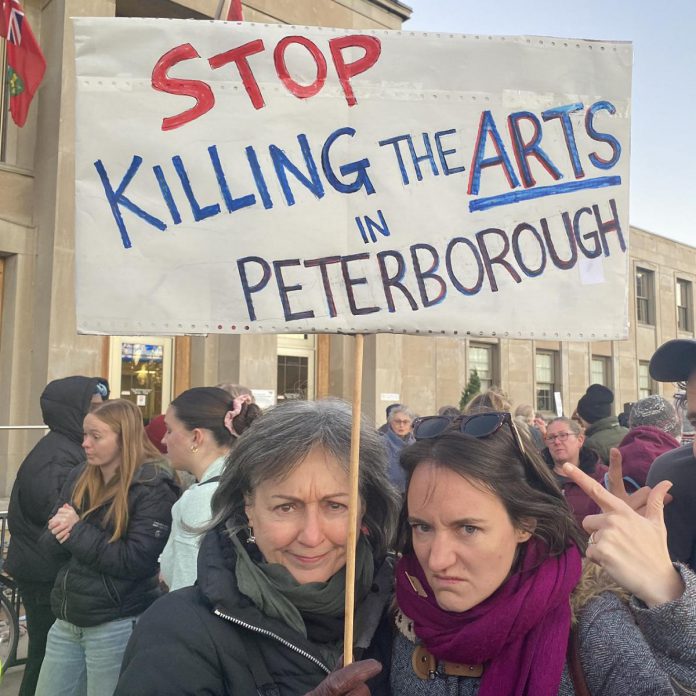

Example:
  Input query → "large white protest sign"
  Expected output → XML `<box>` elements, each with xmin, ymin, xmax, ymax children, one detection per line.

<box><xmin>73</xmin><ymin>19</ymin><xmax>631</xmax><ymax>339</ymax></box>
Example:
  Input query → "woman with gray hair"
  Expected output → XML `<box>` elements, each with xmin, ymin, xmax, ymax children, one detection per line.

<box><xmin>116</xmin><ymin>398</ymin><xmax>400</xmax><ymax>696</ymax></box>
<box><xmin>383</xmin><ymin>405</ymin><xmax>416</xmax><ymax>491</ymax></box>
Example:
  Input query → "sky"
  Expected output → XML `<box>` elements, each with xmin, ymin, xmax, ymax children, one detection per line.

<box><xmin>404</xmin><ymin>0</ymin><xmax>695</xmax><ymax>247</ymax></box>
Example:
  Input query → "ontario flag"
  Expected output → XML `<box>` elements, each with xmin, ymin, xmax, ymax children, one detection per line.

<box><xmin>0</xmin><ymin>0</ymin><xmax>46</xmax><ymax>127</ymax></box>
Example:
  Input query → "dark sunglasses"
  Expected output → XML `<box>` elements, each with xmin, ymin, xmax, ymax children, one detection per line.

<box><xmin>412</xmin><ymin>411</ymin><xmax>528</xmax><ymax>460</ymax></box>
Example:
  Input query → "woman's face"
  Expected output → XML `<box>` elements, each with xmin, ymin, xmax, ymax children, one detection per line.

<box><xmin>408</xmin><ymin>462</ymin><xmax>530</xmax><ymax>613</ymax></box>
<box><xmin>390</xmin><ymin>412</ymin><xmax>413</xmax><ymax>437</ymax></box>
<box><xmin>82</xmin><ymin>413</ymin><xmax>121</xmax><ymax>479</ymax></box>
<box><xmin>545</xmin><ymin>420</ymin><xmax>584</xmax><ymax>466</ymax></box>
<box><xmin>245</xmin><ymin>447</ymin><xmax>361</xmax><ymax>584</ymax></box>
<box><xmin>162</xmin><ymin>406</ymin><xmax>194</xmax><ymax>470</ymax></box>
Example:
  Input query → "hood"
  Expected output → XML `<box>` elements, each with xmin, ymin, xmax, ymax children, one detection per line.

<box><xmin>134</xmin><ymin>459</ymin><xmax>180</xmax><ymax>491</ymax></box>
<box><xmin>617</xmin><ymin>426</ymin><xmax>681</xmax><ymax>487</ymax></box>
<box><xmin>584</xmin><ymin>415</ymin><xmax>622</xmax><ymax>437</ymax></box>
<box><xmin>40</xmin><ymin>376</ymin><xmax>100</xmax><ymax>444</ymax></box>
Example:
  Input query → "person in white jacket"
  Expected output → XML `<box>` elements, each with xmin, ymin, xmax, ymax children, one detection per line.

<box><xmin>158</xmin><ymin>386</ymin><xmax>261</xmax><ymax>590</ymax></box>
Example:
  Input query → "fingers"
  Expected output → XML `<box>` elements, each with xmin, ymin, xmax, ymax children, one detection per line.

<box><xmin>624</xmin><ymin>487</ymin><xmax>650</xmax><ymax>514</ymax></box>
<box><xmin>330</xmin><ymin>660</ymin><xmax>382</xmax><ymax>693</ymax></box>
<box><xmin>644</xmin><ymin>480</ymin><xmax>673</xmax><ymax>525</ymax></box>
<box><xmin>606</xmin><ymin>448</ymin><xmax>628</xmax><ymax>500</ymax></box>
<box><xmin>562</xmin><ymin>463</ymin><xmax>628</xmax><ymax>514</ymax></box>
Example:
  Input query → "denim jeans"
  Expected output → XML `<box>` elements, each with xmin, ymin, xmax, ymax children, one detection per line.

<box><xmin>34</xmin><ymin>616</ymin><xmax>138</xmax><ymax>696</ymax></box>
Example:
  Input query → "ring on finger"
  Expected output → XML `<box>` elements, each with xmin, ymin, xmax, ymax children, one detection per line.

<box><xmin>588</xmin><ymin>531</ymin><xmax>598</xmax><ymax>545</ymax></box>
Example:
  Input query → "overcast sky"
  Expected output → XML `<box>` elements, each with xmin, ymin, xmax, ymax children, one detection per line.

<box><xmin>404</xmin><ymin>0</ymin><xmax>695</xmax><ymax>248</ymax></box>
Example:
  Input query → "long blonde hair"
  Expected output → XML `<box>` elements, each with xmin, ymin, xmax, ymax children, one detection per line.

<box><xmin>72</xmin><ymin>399</ymin><xmax>161</xmax><ymax>542</ymax></box>
<box><xmin>571</xmin><ymin>561</ymin><xmax>630</xmax><ymax>624</ymax></box>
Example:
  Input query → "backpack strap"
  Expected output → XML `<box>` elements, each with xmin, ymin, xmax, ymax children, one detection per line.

<box><xmin>567</xmin><ymin>624</ymin><xmax>591</xmax><ymax>696</ymax></box>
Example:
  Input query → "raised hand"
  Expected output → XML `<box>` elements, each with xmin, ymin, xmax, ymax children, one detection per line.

<box><xmin>562</xmin><ymin>462</ymin><xmax>684</xmax><ymax>608</ymax></box>
<box><xmin>305</xmin><ymin>659</ymin><xmax>382</xmax><ymax>696</ymax></box>
<box><xmin>605</xmin><ymin>447</ymin><xmax>672</xmax><ymax>515</ymax></box>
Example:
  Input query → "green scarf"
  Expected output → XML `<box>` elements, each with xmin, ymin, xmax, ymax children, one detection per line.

<box><xmin>231</xmin><ymin>532</ymin><xmax>374</xmax><ymax>667</ymax></box>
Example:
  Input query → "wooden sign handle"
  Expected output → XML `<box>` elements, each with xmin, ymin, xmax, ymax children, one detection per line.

<box><xmin>342</xmin><ymin>333</ymin><xmax>364</xmax><ymax>665</ymax></box>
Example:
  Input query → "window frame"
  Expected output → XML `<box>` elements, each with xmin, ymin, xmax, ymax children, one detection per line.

<box><xmin>635</xmin><ymin>267</ymin><xmax>655</xmax><ymax>326</ymax></box>
<box><xmin>468</xmin><ymin>342</ymin><xmax>496</xmax><ymax>392</ymax></box>
<box><xmin>638</xmin><ymin>360</ymin><xmax>654</xmax><ymax>400</ymax></box>
<box><xmin>590</xmin><ymin>355</ymin><xmax>611</xmax><ymax>388</ymax></box>
<box><xmin>676</xmin><ymin>278</ymin><xmax>693</xmax><ymax>333</ymax></box>
<box><xmin>535</xmin><ymin>350</ymin><xmax>558</xmax><ymax>415</ymax></box>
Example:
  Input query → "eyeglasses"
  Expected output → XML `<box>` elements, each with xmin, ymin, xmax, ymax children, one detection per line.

<box><xmin>545</xmin><ymin>432</ymin><xmax>575</xmax><ymax>444</ymax></box>
<box><xmin>412</xmin><ymin>411</ymin><xmax>528</xmax><ymax>460</ymax></box>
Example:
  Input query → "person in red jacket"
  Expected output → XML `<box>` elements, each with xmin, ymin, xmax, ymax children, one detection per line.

<box><xmin>542</xmin><ymin>417</ymin><xmax>607</xmax><ymax>532</ymax></box>
<box><xmin>617</xmin><ymin>395</ymin><xmax>681</xmax><ymax>489</ymax></box>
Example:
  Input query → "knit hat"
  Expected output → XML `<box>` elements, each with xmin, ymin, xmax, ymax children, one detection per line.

<box><xmin>649</xmin><ymin>339</ymin><xmax>696</xmax><ymax>382</ymax></box>
<box><xmin>628</xmin><ymin>395</ymin><xmax>681</xmax><ymax>439</ymax></box>
<box><xmin>576</xmin><ymin>384</ymin><xmax>614</xmax><ymax>423</ymax></box>
<box><xmin>145</xmin><ymin>413</ymin><xmax>167</xmax><ymax>454</ymax></box>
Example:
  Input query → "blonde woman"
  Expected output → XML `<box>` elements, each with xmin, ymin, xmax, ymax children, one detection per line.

<box><xmin>35</xmin><ymin>400</ymin><xmax>179</xmax><ymax>696</ymax></box>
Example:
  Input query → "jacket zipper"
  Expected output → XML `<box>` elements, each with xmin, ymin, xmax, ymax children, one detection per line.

<box><xmin>60</xmin><ymin>568</ymin><xmax>70</xmax><ymax>620</ymax></box>
<box><xmin>213</xmin><ymin>608</ymin><xmax>330</xmax><ymax>675</ymax></box>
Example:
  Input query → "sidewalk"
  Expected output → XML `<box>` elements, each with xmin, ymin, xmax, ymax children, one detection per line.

<box><xmin>2</xmin><ymin>664</ymin><xmax>23</xmax><ymax>695</ymax></box>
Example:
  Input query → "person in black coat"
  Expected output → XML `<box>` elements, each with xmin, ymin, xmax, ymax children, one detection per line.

<box><xmin>34</xmin><ymin>399</ymin><xmax>179</xmax><ymax>696</ymax></box>
<box><xmin>116</xmin><ymin>398</ymin><xmax>400</xmax><ymax>696</ymax></box>
<box><xmin>6</xmin><ymin>375</ymin><xmax>102</xmax><ymax>696</ymax></box>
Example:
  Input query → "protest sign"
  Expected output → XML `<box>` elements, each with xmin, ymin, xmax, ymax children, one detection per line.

<box><xmin>73</xmin><ymin>19</ymin><xmax>631</xmax><ymax>339</ymax></box>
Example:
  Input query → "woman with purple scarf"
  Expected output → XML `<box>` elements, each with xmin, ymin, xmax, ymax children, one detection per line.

<box><xmin>387</xmin><ymin>411</ymin><xmax>696</xmax><ymax>696</ymax></box>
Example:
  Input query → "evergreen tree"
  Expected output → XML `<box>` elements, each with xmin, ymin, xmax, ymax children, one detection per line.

<box><xmin>460</xmin><ymin>369</ymin><xmax>481</xmax><ymax>410</ymax></box>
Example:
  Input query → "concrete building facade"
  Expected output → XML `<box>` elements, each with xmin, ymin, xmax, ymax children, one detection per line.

<box><xmin>0</xmin><ymin>0</ymin><xmax>692</xmax><ymax>496</ymax></box>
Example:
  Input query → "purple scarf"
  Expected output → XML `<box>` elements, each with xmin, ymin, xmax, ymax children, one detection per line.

<box><xmin>395</xmin><ymin>539</ymin><xmax>582</xmax><ymax>696</ymax></box>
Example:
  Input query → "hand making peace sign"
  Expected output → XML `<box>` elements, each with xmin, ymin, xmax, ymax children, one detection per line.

<box><xmin>562</xmin><ymin>462</ymin><xmax>685</xmax><ymax>608</ymax></box>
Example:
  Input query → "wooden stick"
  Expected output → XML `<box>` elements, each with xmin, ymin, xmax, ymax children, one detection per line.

<box><xmin>226</xmin><ymin>0</ymin><xmax>244</xmax><ymax>20</ymax></box>
<box><xmin>343</xmin><ymin>333</ymin><xmax>364</xmax><ymax>665</ymax></box>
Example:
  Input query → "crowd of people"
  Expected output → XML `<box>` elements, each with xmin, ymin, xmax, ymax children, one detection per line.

<box><xmin>3</xmin><ymin>337</ymin><xmax>696</xmax><ymax>695</ymax></box>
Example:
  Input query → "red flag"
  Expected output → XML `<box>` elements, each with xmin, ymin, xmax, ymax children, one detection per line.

<box><xmin>0</xmin><ymin>0</ymin><xmax>46</xmax><ymax>127</ymax></box>
<box><xmin>225</xmin><ymin>0</ymin><xmax>243</xmax><ymax>21</ymax></box>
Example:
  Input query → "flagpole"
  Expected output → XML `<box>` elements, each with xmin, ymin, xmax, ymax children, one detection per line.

<box><xmin>343</xmin><ymin>333</ymin><xmax>364</xmax><ymax>666</ymax></box>
<box><xmin>213</xmin><ymin>0</ymin><xmax>226</xmax><ymax>20</ymax></box>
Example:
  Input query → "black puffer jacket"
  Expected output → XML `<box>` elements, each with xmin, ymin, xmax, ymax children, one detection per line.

<box><xmin>42</xmin><ymin>462</ymin><xmax>179</xmax><ymax>627</ymax></box>
<box><xmin>116</xmin><ymin>525</ymin><xmax>394</xmax><ymax>696</ymax></box>
<box><xmin>6</xmin><ymin>376</ymin><xmax>99</xmax><ymax>582</ymax></box>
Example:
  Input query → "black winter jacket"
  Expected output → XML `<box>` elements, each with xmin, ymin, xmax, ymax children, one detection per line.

<box><xmin>42</xmin><ymin>461</ymin><xmax>179</xmax><ymax>627</ymax></box>
<box><xmin>116</xmin><ymin>524</ymin><xmax>395</xmax><ymax>696</ymax></box>
<box><xmin>6</xmin><ymin>376</ymin><xmax>100</xmax><ymax>583</ymax></box>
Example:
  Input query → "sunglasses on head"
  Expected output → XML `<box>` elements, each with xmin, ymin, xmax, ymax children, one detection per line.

<box><xmin>412</xmin><ymin>411</ymin><xmax>529</xmax><ymax>460</ymax></box>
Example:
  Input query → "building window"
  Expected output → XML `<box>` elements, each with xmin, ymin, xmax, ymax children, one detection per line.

<box><xmin>536</xmin><ymin>351</ymin><xmax>557</xmax><ymax>414</ymax></box>
<box><xmin>277</xmin><ymin>334</ymin><xmax>315</xmax><ymax>402</ymax></box>
<box><xmin>277</xmin><ymin>354</ymin><xmax>309</xmax><ymax>401</ymax></box>
<box><xmin>469</xmin><ymin>343</ymin><xmax>495</xmax><ymax>391</ymax></box>
<box><xmin>635</xmin><ymin>268</ymin><xmax>655</xmax><ymax>325</ymax></box>
<box><xmin>638</xmin><ymin>361</ymin><xmax>653</xmax><ymax>400</ymax></box>
<box><xmin>591</xmin><ymin>356</ymin><xmax>611</xmax><ymax>387</ymax></box>
<box><xmin>676</xmin><ymin>278</ymin><xmax>693</xmax><ymax>332</ymax></box>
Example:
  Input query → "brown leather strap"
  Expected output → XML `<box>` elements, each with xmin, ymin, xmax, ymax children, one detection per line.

<box><xmin>568</xmin><ymin>625</ymin><xmax>591</xmax><ymax>696</ymax></box>
<box><xmin>412</xmin><ymin>645</ymin><xmax>484</xmax><ymax>680</ymax></box>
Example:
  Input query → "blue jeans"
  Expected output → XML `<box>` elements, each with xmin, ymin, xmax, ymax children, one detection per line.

<box><xmin>35</xmin><ymin>616</ymin><xmax>137</xmax><ymax>696</ymax></box>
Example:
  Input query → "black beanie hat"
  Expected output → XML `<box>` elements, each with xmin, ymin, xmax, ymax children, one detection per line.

<box><xmin>576</xmin><ymin>384</ymin><xmax>614</xmax><ymax>423</ymax></box>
